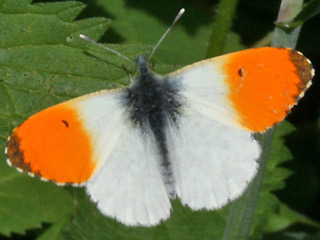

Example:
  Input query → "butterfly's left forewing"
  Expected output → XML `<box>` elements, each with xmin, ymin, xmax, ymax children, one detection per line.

<box><xmin>6</xmin><ymin>90</ymin><xmax>126</xmax><ymax>184</ymax></box>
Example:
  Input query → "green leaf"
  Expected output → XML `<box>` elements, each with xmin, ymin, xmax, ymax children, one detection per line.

<box><xmin>277</xmin><ymin>121</ymin><xmax>320</xmax><ymax>214</ymax></box>
<box><xmin>276</xmin><ymin>0</ymin><xmax>320</xmax><ymax>29</ymax></box>
<box><xmin>265</xmin><ymin>203</ymin><xmax>320</xmax><ymax>232</ymax></box>
<box><xmin>0</xmin><ymin>148</ymin><xmax>74</xmax><ymax>236</ymax></box>
<box><xmin>84</xmin><ymin>0</ymin><xmax>243</xmax><ymax>64</ymax></box>
<box><xmin>36</xmin><ymin>215</ymin><xmax>71</xmax><ymax>240</ymax></box>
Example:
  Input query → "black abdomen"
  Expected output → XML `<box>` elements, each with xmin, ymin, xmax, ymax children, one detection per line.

<box><xmin>122</xmin><ymin>70</ymin><xmax>183</xmax><ymax>197</ymax></box>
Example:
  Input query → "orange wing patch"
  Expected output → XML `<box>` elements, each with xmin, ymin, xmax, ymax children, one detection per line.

<box><xmin>6</xmin><ymin>102</ymin><xmax>96</xmax><ymax>184</ymax></box>
<box><xmin>223</xmin><ymin>48</ymin><xmax>313</xmax><ymax>132</ymax></box>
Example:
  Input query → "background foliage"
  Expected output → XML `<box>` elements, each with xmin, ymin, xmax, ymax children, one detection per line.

<box><xmin>0</xmin><ymin>0</ymin><xmax>319</xmax><ymax>239</ymax></box>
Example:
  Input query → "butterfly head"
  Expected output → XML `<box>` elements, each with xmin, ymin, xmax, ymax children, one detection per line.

<box><xmin>136</xmin><ymin>55</ymin><xmax>149</xmax><ymax>76</ymax></box>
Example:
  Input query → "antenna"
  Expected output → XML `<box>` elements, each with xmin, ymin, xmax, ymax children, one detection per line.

<box><xmin>79</xmin><ymin>34</ymin><xmax>133</xmax><ymax>63</ymax></box>
<box><xmin>148</xmin><ymin>8</ymin><xmax>185</xmax><ymax>61</ymax></box>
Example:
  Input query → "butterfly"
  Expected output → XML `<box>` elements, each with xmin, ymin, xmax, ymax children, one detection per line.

<box><xmin>5</xmin><ymin>41</ymin><xmax>314</xmax><ymax>226</ymax></box>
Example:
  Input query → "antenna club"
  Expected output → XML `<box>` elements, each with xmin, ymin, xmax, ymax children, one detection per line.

<box><xmin>179</xmin><ymin>8</ymin><xmax>185</xmax><ymax>15</ymax></box>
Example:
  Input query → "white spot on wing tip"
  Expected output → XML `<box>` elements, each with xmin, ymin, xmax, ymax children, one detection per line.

<box><xmin>28</xmin><ymin>172</ymin><xmax>35</xmax><ymax>177</ymax></box>
<box><xmin>39</xmin><ymin>177</ymin><xmax>84</xmax><ymax>187</ymax></box>
<box><xmin>71</xmin><ymin>182</ymin><xmax>85</xmax><ymax>187</ymax></box>
<box><xmin>40</xmin><ymin>177</ymin><xmax>49</xmax><ymax>182</ymax></box>
<box><xmin>296</xmin><ymin>50</ymin><xmax>303</xmax><ymax>56</ymax></box>
<box><xmin>55</xmin><ymin>182</ymin><xmax>66</xmax><ymax>186</ymax></box>
<box><xmin>6</xmin><ymin>158</ymin><xmax>12</xmax><ymax>166</ymax></box>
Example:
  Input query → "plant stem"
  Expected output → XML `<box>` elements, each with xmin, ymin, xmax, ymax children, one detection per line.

<box><xmin>272</xmin><ymin>0</ymin><xmax>304</xmax><ymax>48</ymax></box>
<box><xmin>206</xmin><ymin>0</ymin><xmax>238</xmax><ymax>58</ymax></box>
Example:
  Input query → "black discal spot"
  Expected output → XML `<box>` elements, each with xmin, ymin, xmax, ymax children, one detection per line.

<box><xmin>238</xmin><ymin>67</ymin><xmax>244</xmax><ymax>77</ymax></box>
<box><xmin>62</xmin><ymin>120</ymin><xmax>69</xmax><ymax>128</ymax></box>
<box><xmin>122</xmin><ymin>56</ymin><xmax>184</xmax><ymax>196</ymax></box>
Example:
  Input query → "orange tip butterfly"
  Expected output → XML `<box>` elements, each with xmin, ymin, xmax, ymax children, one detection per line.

<box><xmin>5</xmin><ymin>9</ymin><xmax>314</xmax><ymax>226</ymax></box>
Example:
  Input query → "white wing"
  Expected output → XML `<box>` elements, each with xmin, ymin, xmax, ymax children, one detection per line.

<box><xmin>169</xmin><ymin>59</ymin><xmax>244</xmax><ymax>130</ymax></box>
<box><xmin>85</xmin><ymin>120</ymin><xmax>171</xmax><ymax>226</ymax></box>
<box><xmin>166</xmin><ymin>109</ymin><xmax>260</xmax><ymax>209</ymax></box>
<box><xmin>70</xmin><ymin>90</ymin><xmax>171</xmax><ymax>226</ymax></box>
<box><xmin>166</xmin><ymin>61</ymin><xmax>261</xmax><ymax>209</ymax></box>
